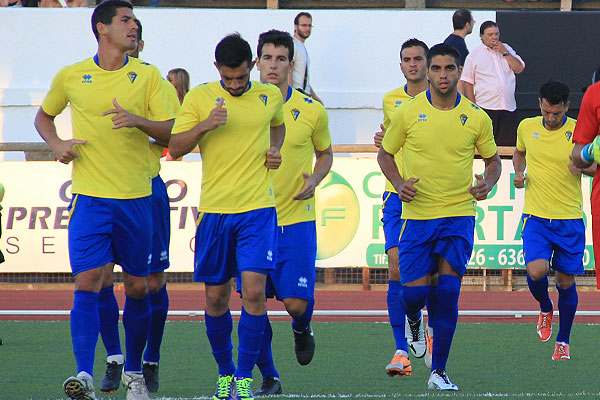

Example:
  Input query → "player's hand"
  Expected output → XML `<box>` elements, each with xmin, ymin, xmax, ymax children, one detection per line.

<box><xmin>399</xmin><ymin>177</ymin><xmax>419</xmax><ymax>202</ymax></box>
<box><xmin>294</xmin><ymin>173</ymin><xmax>318</xmax><ymax>200</ymax></box>
<box><xmin>51</xmin><ymin>138</ymin><xmax>87</xmax><ymax>164</ymax></box>
<box><xmin>512</xmin><ymin>171</ymin><xmax>527</xmax><ymax>188</ymax></box>
<box><xmin>469</xmin><ymin>174</ymin><xmax>492</xmax><ymax>200</ymax></box>
<box><xmin>568</xmin><ymin>155</ymin><xmax>582</xmax><ymax>176</ymax></box>
<box><xmin>265</xmin><ymin>146</ymin><xmax>282</xmax><ymax>169</ymax></box>
<box><xmin>102</xmin><ymin>98</ymin><xmax>139</xmax><ymax>129</ymax></box>
<box><xmin>204</xmin><ymin>98</ymin><xmax>227</xmax><ymax>131</ymax></box>
<box><xmin>374</xmin><ymin>124</ymin><xmax>386</xmax><ymax>148</ymax></box>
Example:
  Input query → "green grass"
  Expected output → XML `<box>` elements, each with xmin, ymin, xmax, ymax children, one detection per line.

<box><xmin>1</xmin><ymin>320</ymin><xmax>600</xmax><ymax>399</ymax></box>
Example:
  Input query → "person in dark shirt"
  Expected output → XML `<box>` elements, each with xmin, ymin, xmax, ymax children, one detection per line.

<box><xmin>443</xmin><ymin>9</ymin><xmax>474</xmax><ymax>67</ymax></box>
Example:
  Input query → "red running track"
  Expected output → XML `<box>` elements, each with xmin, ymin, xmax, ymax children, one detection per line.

<box><xmin>0</xmin><ymin>289</ymin><xmax>599</xmax><ymax>323</ymax></box>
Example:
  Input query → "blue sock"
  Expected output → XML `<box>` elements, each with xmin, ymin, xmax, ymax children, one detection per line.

<box><xmin>98</xmin><ymin>285</ymin><xmax>122</xmax><ymax>357</ymax></box>
<box><xmin>426</xmin><ymin>285</ymin><xmax>438</xmax><ymax>334</ymax></box>
<box><xmin>556</xmin><ymin>283</ymin><xmax>578</xmax><ymax>344</ymax></box>
<box><xmin>292</xmin><ymin>298</ymin><xmax>314</xmax><ymax>333</ymax></box>
<box><xmin>205</xmin><ymin>309</ymin><xmax>235</xmax><ymax>376</ymax></box>
<box><xmin>123</xmin><ymin>295</ymin><xmax>151</xmax><ymax>373</ymax></box>
<box><xmin>256</xmin><ymin>317</ymin><xmax>279</xmax><ymax>379</ymax></box>
<box><xmin>527</xmin><ymin>274</ymin><xmax>553</xmax><ymax>313</ymax></box>
<box><xmin>387</xmin><ymin>280</ymin><xmax>408</xmax><ymax>352</ymax></box>
<box><xmin>401</xmin><ymin>285</ymin><xmax>430</xmax><ymax>321</ymax></box>
<box><xmin>143</xmin><ymin>284</ymin><xmax>169</xmax><ymax>363</ymax></box>
<box><xmin>70</xmin><ymin>290</ymin><xmax>100</xmax><ymax>376</ymax></box>
<box><xmin>431</xmin><ymin>275</ymin><xmax>461</xmax><ymax>371</ymax></box>
<box><xmin>235</xmin><ymin>308</ymin><xmax>267</xmax><ymax>378</ymax></box>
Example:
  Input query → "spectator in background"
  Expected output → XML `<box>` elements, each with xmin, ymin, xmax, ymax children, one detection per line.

<box><xmin>461</xmin><ymin>20</ymin><xmax>525</xmax><ymax>146</ymax></box>
<box><xmin>167</xmin><ymin>68</ymin><xmax>190</xmax><ymax>105</ymax></box>
<box><xmin>39</xmin><ymin>0</ymin><xmax>88</xmax><ymax>6</ymax></box>
<box><xmin>443</xmin><ymin>9</ymin><xmax>474</xmax><ymax>67</ymax></box>
<box><xmin>290</xmin><ymin>12</ymin><xmax>322</xmax><ymax>104</ymax></box>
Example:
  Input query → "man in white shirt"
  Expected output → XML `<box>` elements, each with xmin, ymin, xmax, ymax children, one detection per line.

<box><xmin>461</xmin><ymin>20</ymin><xmax>525</xmax><ymax>146</ymax></box>
<box><xmin>290</xmin><ymin>12</ymin><xmax>322</xmax><ymax>103</ymax></box>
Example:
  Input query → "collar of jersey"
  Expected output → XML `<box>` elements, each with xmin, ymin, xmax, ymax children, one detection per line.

<box><xmin>93</xmin><ymin>54</ymin><xmax>130</xmax><ymax>69</ymax></box>
<box><xmin>284</xmin><ymin>86</ymin><xmax>293</xmax><ymax>103</ymax></box>
<box><xmin>542</xmin><ymin>115</ymin><xmax>567</xmax><ymax>130</ymax></box>
<box><xmin>426</xmin><ymin>90</ymin><xmax>461</xmax><ymax>108</ymax></box>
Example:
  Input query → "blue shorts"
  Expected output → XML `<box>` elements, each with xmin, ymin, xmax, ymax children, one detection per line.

<box><xmin>267</xmin><ymin>221</ymin><xmax>317</xmax><ymax>300</ymax></box>
<box><xmin>194</xmin><ymin>207</ymin><xmax>277</xmax><ymax>284</ymax></box>
<box><xmin>151</xmin><ymin>175</ymin><xmax>170</xmax><ymax>273</ymax></box>
<box><xmin>381</xmin><ymin>192</ymin><xmax>402</xmax><ymax>252</ymax></box>
<box><xmin>398</xmin><ymin>217</ymin><xmax>475</xmax><ymax>283</ymax></box>
<box><xmin>521</xmin><ymin>214</ymin><xmax>585</xmax><ymax>275</ymax></box>
<box><xmin>68</xmin><ymin>194</ymin><xmax>152</xmax><ymax>276</ymax></box>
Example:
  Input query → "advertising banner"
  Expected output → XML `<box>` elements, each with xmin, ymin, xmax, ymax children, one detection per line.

<box><xmin>0</xmin><ymin>159</ymin><xmax>594</xmax><ymax>273</ymax></box>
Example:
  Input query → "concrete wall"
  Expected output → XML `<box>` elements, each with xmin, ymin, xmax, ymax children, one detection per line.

<box><xmin>0</xmin><ymin>7</ymin><xmax>494</xmax><ymax>160</ymax></box>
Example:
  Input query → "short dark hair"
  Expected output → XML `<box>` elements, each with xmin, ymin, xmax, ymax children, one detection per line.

<box><xmin>426</xmin><ymin>43</ymin><xmax>460</xmax><ymax>68</ymax></box>
<box><xmin>539</xmin><ymin>81</ymin><xmax>570</xmax><ymax>105</ymax></box>
<box><xmin>257</xmin><ymin>29</ymin><xmax>294</xmax><ymax>61</ymax></box>
<box><xmin>215</xmin><ymin>33</ymin><xmax>253</xmax><ymax>69</ymax></box>
<box><xmin>452</xmin><ymin>9</ymin><xmax>472</xmax><ymax>30</ymax></box>
<box><xmin>294</xmin><ymin>11</ymin><xmax>312</xmax><ymax>25</ymax></box>
<box><xmin>91</xmin><ymin>0</ymin><xmax>133</xmax><ymax>41</ymax></box>
<box><xmin>480</xmin><ymin>20</ymin><xmax>498</xmax><ymax>35</ymax></box>
<box><xmin>400</xmin><ymin>38</ymin><xmax>429</xmax><ymax>59</ymax></box>
<box><xmin>133</xmin><ymin>18</ymin><xmax>142</xmax><ymax>42</ymax></box>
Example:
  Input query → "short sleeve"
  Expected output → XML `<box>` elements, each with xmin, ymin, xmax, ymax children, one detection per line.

<box><xmin>311</xmin><ymin>104</ymin><xmax>331</xmax><ymax>151</ymax></box>
<box><xmin>41</xmin><ymin>66</ymin><xmax>70</xmax><ymax>117</ymax></box>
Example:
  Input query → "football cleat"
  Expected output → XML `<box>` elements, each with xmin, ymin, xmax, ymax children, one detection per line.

<box><xmin>234</xmin><ymin>377</ymin><xmax>254</xmax><ymax>400</ymax></box>
<box><xmin>122</xmin><ymin>371</ymin><xmax>150</xmax><ymax>400</ymax></box>
<box><xmin>424</xmin><ymin>323</ymin><xmax>433</xmax><ymax>368</ymax></box>
<box><xmin>537</xmin><ymin>310</ymin><xmax>553</xmax><ymax>342</ymax></box>
<box><xmin>405</xmin><ymin>314</ymin><xmax>427</xmax><ymax>358</ymax></box>
<box><xmin>254</xmin><ymin>376</ymin><xmax>282</xmax><ymax>396</ymax></box>
<box><xmin>552</xmin><ymin>342</ymin><xmax>570</xmax><ymax>360</ymax></box>
<box><xmin>142</xmin><ymin>363</ymin><xmax>159</xmax><ymax>393</ymax></box>
<box><xmin>63</xmin><ymin>375</ymin><xmax>97</xmax><ymax>400</ymax></box>
<box><xmin>428</xmin><ymin>369</ymin><xmax>458</xmax><ymax>391</ymax></box>
<box><xmin>293</xmin><ymin>325</ymin><xmax>315</xmax><ymax>365</ymax></box>
<box><xmin>100</xmin><ymin>360</ymin><xmax>123</xmax><ymax>393</ymax></box>
<box><xmin>213</xmin><ymin>375</ymin><xmax>234</xmax><ymax>400</ymax></box>
<box><xmin>385</xmin><ymin>351</ymin><xmax>412</xmax><ymax>377</ymax></box>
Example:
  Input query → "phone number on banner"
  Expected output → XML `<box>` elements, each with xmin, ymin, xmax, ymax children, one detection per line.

<box><xmin>469</xmin><ymin>245</ymin><xmax>595</xmax><ymax>269</ymax></box>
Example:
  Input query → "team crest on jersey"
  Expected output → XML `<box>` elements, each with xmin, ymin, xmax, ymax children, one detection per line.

<box><xmin>459</xmin><ymin>114</ymin><xmax>468</xmax><ymax>126</ymax></box>
<box><xmin>82</xmin><ymin>74</ymin><xmax>92</xmax><ymax>84</ymax></box>
<box><xmin>259</xmin><ymin>94</ymin><xmax>268</xmax><ymax>105</ymax></box>
<box><xmin>418</xmin><ymin>113</ymin><xmax>427</xmax><ymax>122</ymax></box>
<box><xmin>291</xmin><ymin>108</ymin><xmax>301</xmax><ymax>121</ymax></box>
<box><xmin>306</xmin><ymin>205</ymin><xmax>311</xmax><ymax>211</ymax></box>
<box><xmin>532</xmin><ymin>131</ymin><xmax>540</xmax><ymax>140</ymax></box>
<box><xmin>565</xmin><ymin>131</ymin><xmax>573</xmax><ymax>141</ymax></box>
<box><xmin>127</xmin><ymin>72</ymin><xmax>138</xmax><ymax>84</ymax></box>
<box><xmin>303</xmin><ymin>97</ymin><xmax>313</xmax><ymax>104</ymax></box>
<box><xmin>394</xmin><ymin>100</ymin><xmax>402</xmax><ymax>108</ymax></box>
<box><xmin>216</xmin><ymin>97</ymin><xmax>226</xmax><ymax>107</ymax></box>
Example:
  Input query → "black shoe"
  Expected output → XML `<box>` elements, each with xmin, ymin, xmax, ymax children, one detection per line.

<box><xmin>99</xmin><ymin>360</ymin><xmax>123</xmax><ymax>393</ymax></box>
<box><xmin>142</xmin><ymin>363</ymin><xmax>159</xmax><ymax>393</ymax></box>
<box><xmin>254</xmin><ymin>376</ymin><xmax>282</xmax><ymax>396</ymax></box>
<box><xmin>293</xmin><ymin>325</ymin><xmax>315</xmax><ymax>365</ymax></box>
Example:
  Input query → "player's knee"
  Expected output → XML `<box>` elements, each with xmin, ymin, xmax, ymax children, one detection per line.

<box><xmin>555</xmin><ymin>273</ymin><xmax>575</xmax><ymax>289</ymax></box>
<box><xmin>147</xmin><ymin>272</ymin><xmax>166</xmax><ymax>294</ymax></box>
<box><xmin>241</xmin><ymin>285</ymin><xmax>266</xmax><ymax>305</ymax></box>
<box><xmin>283</xmin><ymin>298</ymin><xmax>307</xmax><ymax>317</ymax></box>
<box><xmin>124</xmin><ymin>279</ymin><xmax>149</xmax><ymax>299</ymax></box>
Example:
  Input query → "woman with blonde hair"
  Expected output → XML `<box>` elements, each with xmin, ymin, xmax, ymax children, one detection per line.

<box><xmin>167</xmin><ymin>68</ymin><xmax>190</xmax><ymax>105</ymax></box>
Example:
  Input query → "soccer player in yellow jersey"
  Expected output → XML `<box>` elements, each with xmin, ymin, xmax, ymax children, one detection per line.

<box><xmin>34</xmin><ymin>2</ymin><xmax>175</xmax><ymax>400</ymax></box>
<box><xmin>248</xmin><ymin>29</ymin><xmax>332</xmax><ymax>396</ymax></box>
<box><xmin>513</xmin><ymin>81</ymin><xmax>594</xmax><ymax>361</ymax></box>
<box><xmin>378</xmin><ymin>43</ymin><xmax>501</xmax><ymax>391</ymax></box>
<box><xmin>95</xmin><ymin>18</ymin><xmax>179</xmax><ymax>395</ymax></box>
<box><xmin>373</xmin><ymin>38</ymin><xmax>431</xmax><ymax>378</ymax></box>
<box><xmin>168</xmin><ymin>33</ymin><xmax>285</xmax><ymax>400</ymax></box>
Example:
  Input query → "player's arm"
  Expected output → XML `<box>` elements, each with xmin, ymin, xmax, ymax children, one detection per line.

<box><xmin>469</xmin><ymin>151</ymin><xmax>502</xmax><ymax>200</ymax></box>
<box><xmin>377</xmin><ymin>147</ymin><xmax>418</xmax><ymax>202</ymax></box>
<box><xmin>512</xmin><ymin>148</ymin><xmax>527</xmax><ymax>188</ymax></box>
<box><xmin>34</xmin><ymin>108</ymin><xmax>86</xmax><ymax>164</ymax></box>
<box><xmin>169</xmin><ymin>98</ymin><xmax>226</xmax><ymax>159</ymax></box>
<box><xmin>294</xmin><ymin>145</ymin><xmax>333</xmax><ymax>200</ymax></box>
<box><xmin>102</xmin><ymin>98</ymin><xmax>173</xmax><ymax>146</ymax></box>
<box><xmin>265</xmin><ymin>123</ymin><xmax>285</xmax><ymax>169</ymax></box>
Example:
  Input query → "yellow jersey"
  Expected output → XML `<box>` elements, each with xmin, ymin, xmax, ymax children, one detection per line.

<box><xmin>516</xmin><ymin>116</ymin><xmax>582</xmax><ymax>219</ymax></box>
<box><xmin>42</xmin><ymin>56</ymin><xmax>174</xmax><ymax>199</ymax></box>
<box><xmin>382</xmin><ymin>91</ymin><xmax>497</xmax><ymax>219</ymax></box>
<box><xmin>149</xmin><ymin>80</ymin><xmax>181</xmax><ymax>178</ymax></box>
<box><xmin>272</xmin><ymin>88</ymin><xmax>331</xmax><ymax>226</ymax></box>
<box><xmin>382</xmin><ymin>85</ymin><xmax>413</xmax><ymax>193</ymax></box>
<box><xmin>172</xmin><ymin>80</ymin><xmax>284</xmax><ymax>213</ymax></box>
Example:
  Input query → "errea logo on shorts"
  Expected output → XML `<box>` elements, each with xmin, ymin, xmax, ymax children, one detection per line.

<box><xmin>160</xmin><ymin>250</ymin><xmax>168</xmax><ymax>261</ymax></box>
<box><xmin>298</xmin><ymin>276</ymin><xmax>308</xmax><ymax>288</ymax></box>
<box><xmin>267</xmin><ymin>250</ymin><xmax>273</xmax><ymax>262</ymax></box>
